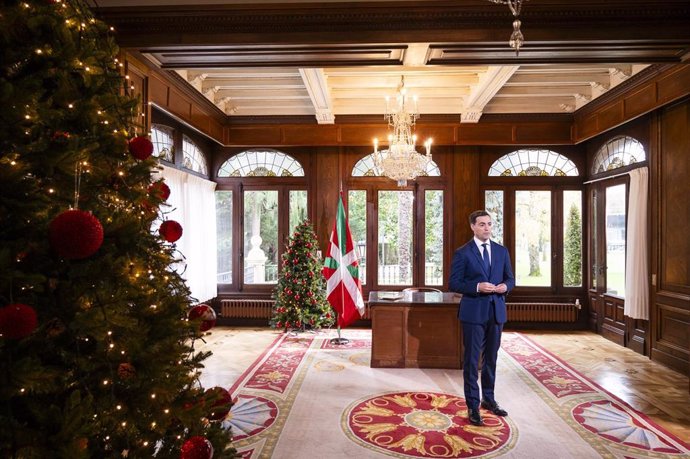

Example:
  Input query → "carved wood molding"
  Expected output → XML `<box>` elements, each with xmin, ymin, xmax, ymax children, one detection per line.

<box><xmin>148</xmin><ymin>44</ymin><xmax>406</xmax><ymax>69</ymax></box>
<box><xmin>574</xmin><ymin>64</ymin><xmax>690</xmax><ymax>142</ymax></box>
<box><xmin>96</xmin><ymin>0</ymin><xmax>690</xmax><ymax>59</ymax></box>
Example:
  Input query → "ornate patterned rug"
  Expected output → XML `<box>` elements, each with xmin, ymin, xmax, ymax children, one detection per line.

<box><xmin>222</xmin><ymin>331</ymin><xmax>690</xmax><ymax>459</ymax></box>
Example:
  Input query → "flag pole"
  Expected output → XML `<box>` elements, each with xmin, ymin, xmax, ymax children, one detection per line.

<box><xmin>330</xmin><ymin>188</ymin><xmax>349</xmax><ymax>345</ymax></box>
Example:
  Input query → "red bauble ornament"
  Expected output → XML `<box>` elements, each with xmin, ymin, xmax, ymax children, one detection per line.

<box><xmin>0</xmin><ymin>303</ymin><xmax>38</xmax><ymax>340</ymax></box>
<box><xmin>204</xmin><ymin>386</ymin><xmax>233</xmax><ymax>421</ymax></box>
<box><xmin>188</xmin><ymin>304</ymin><xmax>216</xmax><ymax>332</ymax></box>
<box><xmin>128</xmin><ymin>136</ymin><xmax>154</xmax><ymax>160</ymax></box>
<box><xmin>51</xmin><ymin>130</ymin><xmax>70</xmax><ymax>144</ymax></box>
<box><xmin>148</xmin><ymin>180</ymin><xmax>171</xmax><ymax>201</ymax></box>
<box><xmin>49</xmin><ymin>209</ymin><xmax>104</xmax><ymax>260</ymax></box>
<box><xmin>117</xmin><ymin>362</ymin><xmax>136</xmax><ymax>380</ymax></box>
<box><xmin>159</xmin><ymin>220</ymin><xmax>183</xmax><ymax>242</ymax></box>
<box><xmin>180</xmin><ymin>436</ymin><xmax>213</xmax><ymax>459</ymax></box>
<box><xmin>276</xmin><ymin>321</ymin><xmax>282</xmax><ymax>328</ymax></box>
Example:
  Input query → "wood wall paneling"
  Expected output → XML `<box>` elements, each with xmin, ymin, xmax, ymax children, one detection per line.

<box><xmin>515</xmin><ymin>122</ymin><xmax>573</xmax><ymax>145</ymax></box>
<box><xmin>223</xmin><ymin>121</ymin><xmax>574</xmax><ymax>147</ymax></box>
<box><xmin>226</xmin><ymin>126</ymin><xmax>283</xmax><ymax>146</ymax></box>
<box><xmin>652</xmin><ymin>97</ymin><xmax>690</xmax><ymax>378</ymax></box>
<box><xmin>167</xmin><ymin>88</ymin><xmax>192</xmax><ymax>123</ymax></box>
<box><xmin>314</xmin><ymin>147</ymin><xmax>340</xmax><ymax>255</ymax></box>
<box><xmin>149</xmin><ymin>73</ymin><xmax>169</xmax><ymax>108</ymax></box>
<box><xmin>624</xmin><ymin>84</ymin><xmax>657</xmax><ymax>120</ymax></box>
<box><xmin>283</xmin><ymin>125</ymin><xmax>339</xmax><ymax>146</ymax></box>
<box><xmin>577</xmin><ymin>113</ymin><xmax>599</xmax><ymax>141</ymax></box>
<box><xmin>601</xmin><ymin>296</ymin><xmax>626</xmax><ymax>346</ymax></box>
<box><xmin>416</xmin><ymin>124</ymin><xmax>456</xmax><ymax>146</ymax></box>
<box><xmin>450</xmin><ymin>146</ymin><xmax>481</xmax><ymax>250</ymax></box>
<box><xmin>598</xmin><ymin>101</ymin><xmax>626</xmax><ymax>133</ymax></box>
<box><xmin>657</xmin><ymin>65</ymin><xmax>690</xmax><ymax>106</ymax></box>
<box><xmin>575</xmin><ymin>64</ymin><xmax>690</xmax><ymax>143</ymax></box>
<box><xmin>627</xmin><ymin>318</ymin><xmax>648</xmax><ymax>356</ymax></box>
<box><xmin>589</xmin><ymin>293</ymin><xmax>601</xmax><ymax>331</ymax></box>
<box><xmin>652</xmin><ymin>303</ymin><xmax>690</xmax><ymax>373</ymax></box>
<box><xmin>339</xmin><ymin>125</ymin><xmax>381</xmax><ymax>147</ymax></box>
<box><xmin>123</xmin><ymin>59</ymin><xmax>149</xmax><ymax>134</ymax></box>
<box><xmin>458</xmin><ymin>124</ymin><xmax>514</xmax><ymax>144</ymax></box>
<box><xmin>659</xmin><ymin>101</ymin><xmax>690</xmax><ymax>292</ymax></box>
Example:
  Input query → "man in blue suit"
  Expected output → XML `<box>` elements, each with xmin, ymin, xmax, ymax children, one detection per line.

<box><xmin>449</xmin><ymin>210</ymin><xmax>515</xmax><ymax>426</ymax></box>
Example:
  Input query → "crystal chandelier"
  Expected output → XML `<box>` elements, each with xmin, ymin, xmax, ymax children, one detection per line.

<box><xmin>373</xmin><ymin>76</ymin><xmax>432</xmax><ymax>187</ymax></box>
<box><xmin>487</xmin><ymin>0</ymin><xmax>526</xmax><ymax>56</ymax></box>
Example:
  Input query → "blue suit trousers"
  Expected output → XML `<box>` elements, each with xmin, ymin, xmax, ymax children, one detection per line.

<box><xmin>462</xmin><ymin>296</ymin><xmax>503</xmax><ymax>409</ymax></box>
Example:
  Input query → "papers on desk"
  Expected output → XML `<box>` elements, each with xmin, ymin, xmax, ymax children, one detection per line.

<box><xmin>378</xmin><ymin>291</ymin><xmax>404</xmax><ymax>301</ymax></box>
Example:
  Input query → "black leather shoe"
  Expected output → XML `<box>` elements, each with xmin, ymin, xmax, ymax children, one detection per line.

<box><xmin>468</xmin><ymin>408</ymin><xmax>483</xmax><ymax>426</ymax></box>
<box><xmin>481</xmin><ymin>399</ymin><xmax>508</xmax><ymax>416</ymax></box>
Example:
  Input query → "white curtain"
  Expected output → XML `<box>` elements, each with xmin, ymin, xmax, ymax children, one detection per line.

<box><xmin>158</xmin><ymin>165</ymin><xmax>218</xmax><ymax>304</ymax></box>
<box><xmin>624</xmin><ymin>167</ymin><xmax>649</xmax><ymax>320</ymax></box>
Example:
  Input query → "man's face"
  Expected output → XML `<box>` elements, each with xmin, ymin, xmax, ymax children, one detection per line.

<box><xmin>471</xmin><ymin>215</ymin><xmax>493</xmax><ymax>242</ymax></box>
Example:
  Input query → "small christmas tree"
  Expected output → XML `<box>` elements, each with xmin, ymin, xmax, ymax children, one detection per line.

<box><xmin>271</xmin><ymin>220</ymin><xmax>335</xmax><ymax>331</ymax></box>
<box><xmin>0</xmin><ymin>1</ymin><xmax>233</xmax><ymax>457</ymax></box>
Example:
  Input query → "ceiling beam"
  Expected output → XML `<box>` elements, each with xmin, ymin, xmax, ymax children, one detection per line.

<box><xmin>299</xmin><ymin>68</ymin><xmax>335</xmax><ymax>124</ymax></box>
<box><xmin>462</xmin><ymin>65</ymin><xmax>519</xmax><ymax>123</ymax></box>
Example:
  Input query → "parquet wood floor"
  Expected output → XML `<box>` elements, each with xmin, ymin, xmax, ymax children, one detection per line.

<box><xmin>524</xmin><ymin>330</ymin><xmax>690</xmax><ymax>442</ymax></box>
<box><xmin>199</xmin><ymin>328</ymin><xmax>690</xmax><ymax>442</ymax></box>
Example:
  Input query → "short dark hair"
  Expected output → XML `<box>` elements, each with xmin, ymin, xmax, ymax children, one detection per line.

<box><xmin>469</xmin><ymin>210</ymin><xmax>490</xmax><ymax>225</ymax></box>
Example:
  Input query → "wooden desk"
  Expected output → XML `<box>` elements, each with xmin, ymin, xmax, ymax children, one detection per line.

<box><xmin>369</xmin><ymin>291</ymin><xmax>462</xmax><ymax>369</ymax></box>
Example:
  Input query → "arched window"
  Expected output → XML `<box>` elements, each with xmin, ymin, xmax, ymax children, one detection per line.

<box><xmin>182</xmin><ymin>135</ymin><xmax>208</xmax><ymax>176</ymax></box>
<box><xmin>150</xmin><ymin>124</ymin><xmax>174</xmax><ymax>162</ymax></box>
<box><xmin>214</xmin><ymin>149</ymin><xmax>307</xmax><ymax>291</ymax></box>
<box><xmin>485</xmin><ymin>149</ymin><xmax>582</xmax><ymax>290</ymax></box>
<box><xmin>217</xmin><ymin>149</ymin><xmax>304</xmax><ymax>177</ymax></box>
<box><xmin>351</xmin><ymin>152</ymin><xmax>441</xmax><ymax>177</ymax></box>
<box><xmin>591</xmin><ymin>135</ymin><xmax>646</xmax><ymax>174</ymax></box>
<box><xmin>489</xmin><ymin>149</ymin><xmax>579</xmax><ymax>177</ymax></box>
<box><xmin>348</xmin><ymin>153</ymin><xmax>445</xmax><ymax>291</ymax></box>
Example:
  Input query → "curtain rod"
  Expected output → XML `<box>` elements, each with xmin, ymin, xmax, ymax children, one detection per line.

<box><xmin>582</xmin><ymin>169</ymin><xmax>633</xmax><ymax>185</ymax></box>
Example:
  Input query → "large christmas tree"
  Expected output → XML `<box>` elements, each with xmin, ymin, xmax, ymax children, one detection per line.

<box><xmin>270</xmin><ymin>220</ymin><xmax>334</xmax><ymax>331</ymax></box>
<box><xmin>0</xmin><ymin>1</ymin><xmax>233</xmax><ymax>457</ymax></box>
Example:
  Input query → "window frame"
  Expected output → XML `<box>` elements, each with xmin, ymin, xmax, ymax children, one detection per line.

<box><xmin>181</xmin><ymin>134</ymin><xmax>209</xmax><ymax>177</ymax></box>
<box><xmin>214</xmin><ymin>149</ymin><xmax>310</xmax><ymax>295</ymax></box>
<box><xmin>481</xmin><ymin>147</ymin><xmax>584</xmax><ymax>298</ymax></box>
<box><xmin>345</xmin><ymin>149</ymin><xmax>451</xmax><ymax>296</ymax></box>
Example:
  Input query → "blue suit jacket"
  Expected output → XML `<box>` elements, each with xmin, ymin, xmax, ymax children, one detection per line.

<box><xmin>449</xmin><ymin>240</ymin><xmax>515</xmax><ymax>324</ymax></box>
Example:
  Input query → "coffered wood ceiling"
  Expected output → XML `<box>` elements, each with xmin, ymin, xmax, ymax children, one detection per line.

<box><xmin>94</xmin><ymin>0</ymin><xmax>690</xmax><ymax>124</ymax></box>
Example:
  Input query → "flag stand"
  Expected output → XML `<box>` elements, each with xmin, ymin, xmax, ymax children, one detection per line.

<box><xmin>329</xmin><ymin>316</ymin><xmax>349</xmax><ymax>345</ymax></box>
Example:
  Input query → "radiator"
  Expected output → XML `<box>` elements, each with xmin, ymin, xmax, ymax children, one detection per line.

<box><xmin>220</xmin><ymin>299</ymin><xmax>275</xmax><ymax>319</ymax></box>
<box><xmin>220</xmin><ymin>298</ymin><xmax>371</xmax><ymax>321</ymax></box>
<box><xmin>506</xmin><ymin>303</ymin><xmax>578</xmax><ymax>322</ymax></box>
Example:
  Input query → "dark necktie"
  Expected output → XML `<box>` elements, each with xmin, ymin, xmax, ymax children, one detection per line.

<box><xmin>482</xmin><ymin>243</ymin><xmax>491</xmax><ymax>273</ymax></box>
